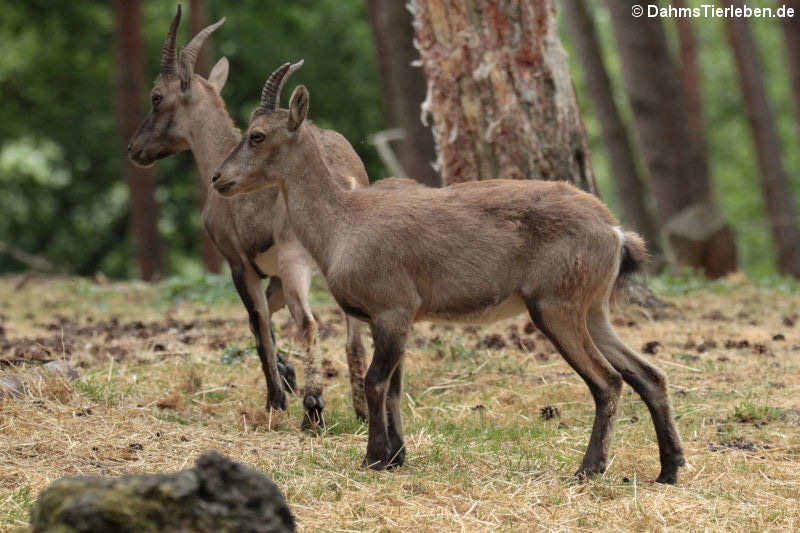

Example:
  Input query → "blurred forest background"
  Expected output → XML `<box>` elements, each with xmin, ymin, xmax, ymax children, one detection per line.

<box><xmin>1</xmin><ymin>0</ymin><xmax>799</xmax><ymax>281</ymax></box>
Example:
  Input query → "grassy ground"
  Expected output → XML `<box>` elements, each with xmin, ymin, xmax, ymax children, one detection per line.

<box><xmin>1</xmin><ymin>273</ymin><xmax>799</xmax><ymax>532</ymax></box>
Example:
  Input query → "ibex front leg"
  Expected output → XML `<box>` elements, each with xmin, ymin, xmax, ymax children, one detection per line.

<box><xmin>265</xmin><ymin>276</ymin><xmax>297</xmax><ymax>393</ymax></box>
<box><xmin>277</xmin><ymin>245</ymin><xmax>325</xmax><ymax>430</ymax></box>
<box><xmin>231</xmin><ymin>265</ymin><xmax>286</xmax><ymax>411</ymax></box>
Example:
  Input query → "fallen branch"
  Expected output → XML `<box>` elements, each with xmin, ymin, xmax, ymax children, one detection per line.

<box><xmin>0</xmin><ymin>240</ymin><xmax>56</xmax><ymax>272</ymax></box>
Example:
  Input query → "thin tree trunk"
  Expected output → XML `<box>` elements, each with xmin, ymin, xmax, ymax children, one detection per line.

<box><xmin>724</xmin><ymin>0</ymin><xmax>800</xmax><ymax>277</ymax></box>
<box><xmin>673</xmin><ymin>0</ymin><xmax>708</xmax><ymax>163</ymax></box>
<box><xmin>190</xmin><ymin>0</ymin><xmax>223</xmax><ymax>273</ymax></box>
<box><xmin>779</xmin><ymin>0</ymin><xmax>800</xmax><ymax>130</ymax></box>
<box><xmin>562</xmin><ymin>0</ymin><xmax>661</xmax><ymax>258</ymax></box>
<box><xmin>367</xmin><ymin>0</ymin><xmax>440</xmax><ymax>187</ymax></box>
<box><xmin>113</xmin><ymin>0</ymin><xmax>163</xmax><ymax>281</ymax></box>
<box><xmin>606</xmin><ymin>1</ymin><xmax>737</xmax><ymax>278</ymax></box>
<box><xmin>410</xmin><ymin>0</ymin><xmax>597</xmax><ymax>194</ymax></box>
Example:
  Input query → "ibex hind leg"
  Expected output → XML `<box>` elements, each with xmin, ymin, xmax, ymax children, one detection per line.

<box><xmin>362</xmin><ymin>318</ymin><xmax>408</xmax><ymax>470</ymax></box>
<box><xmin>266</xmin><ymin>277</ymin><xmax>297</xmax><ymax>394</ymax></box>
<box><xmin>587</xmin><ymin>303</ymin><xmax>685</xmax><ymax>484</ymax></box>
<box><xmin>345</xmin><ymin>315</ymin><xmax>369</xmax><ymax>421</ymax></box>
<box><xmin>526</xmin><ymin>297</ymin><xmax>623</xmax><ymax>478</ymax></box>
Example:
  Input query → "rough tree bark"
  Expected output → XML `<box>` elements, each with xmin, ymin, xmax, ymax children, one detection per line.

<box><xmin>606</xmin><ymin>1</ymin><xmax>737</xmax><ymax>278</ymax></box>
<box><xmin>410</xmin><ymin>0</ymin><xmax>597</xmax><ymax>194</ymax></box>
<box><xmin>724</xmin><ymin>0</ymin><xmax>800</xmax><ymax>278</ymax></box>
<box><xmin>113</xmin><ymin>0</ymin><xmax>163</xmax><ymax>281</ymax></box>
<box><xmin>367</xmin><ymin>0</ymin><xmax>440</xmax><ymax>186</ymax></box>
<box><xmin>190</xmin><ymin>0</ymin><xmax>224</xmax><ymax>273</ymax></box>
<box><xmin>562</xmin><ymin>0</ymin><xmax>661</xmax><ymax>258</ymax></box>
<box><xmin>779</xmin><ymin>0</ymin><xmax>800</xmax><ymax>130</ymax></box>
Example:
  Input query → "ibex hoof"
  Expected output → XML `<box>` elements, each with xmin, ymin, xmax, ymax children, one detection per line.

<box><xmin>300</xmin><ymin>394</ymin><xmax>326</xmax><ymax>431</ymax></box>
<box><xmin>361</xmin><ymin>455</ymin><xmax>390</xmax><ymax>471</ymax></box>
<box><xmin>574</xmin><ymin>461</ymin><xmax>606</xmax><ymax>481</ymax></box>
<box><xmin>277</xmin><ymin>356</ymin><xmax>296</xmax><ymax>394</ymax></box>
<box><xmin>388</xmin><ymin>446</ymin><xmax>405</xmax><ymax>469</ymax></box>
<box><xmin>266</xmin><ymin>390</ymin><xmax>287</xmax><ymax>412</ymax></box>
<box><xmin>655</xmin><ymin>454</ymin><xmax>686</xmax><ymax>485</ymax></box>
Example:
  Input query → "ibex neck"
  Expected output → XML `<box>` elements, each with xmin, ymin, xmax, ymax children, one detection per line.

<box><xmin>281</xmin><ymin>134</ymin><xmax>348</xmax><ymax>274</ymax></box>
<box><xmin>186</xmin><ymin>96</ymin><xmax>241</xmax><ymax>189</ymax></box>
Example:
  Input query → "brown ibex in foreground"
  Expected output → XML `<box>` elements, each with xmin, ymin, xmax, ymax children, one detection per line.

<box><xmin>212</xmin><ymin>75</ymin><xmax>687</xmax><ymax>483</ymax></box>
<box><xmin>128</xmin><ymin>7</ymin><xmax>385</xmax><ymax>426</ymax></box>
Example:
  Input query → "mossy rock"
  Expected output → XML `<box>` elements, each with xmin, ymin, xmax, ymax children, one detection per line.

<box><xmin>27</xmin><ymin>451</ymin><xmax>295</xmax><ymax>533</ymax></box>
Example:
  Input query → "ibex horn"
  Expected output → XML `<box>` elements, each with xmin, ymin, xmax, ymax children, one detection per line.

<box><xmin>178</xmin><ymin>16</ymin><xmax>226</xmax><ymax>89</ymax></box>
<box><xmin>160</xmin><ymin>5</ymin><xmax>182</xmax><ymax>78</ymax></box>
<box><xmin>259</xmin><ymin>60</ymin><xmax>305</xmax><ymax>112</ymax></box>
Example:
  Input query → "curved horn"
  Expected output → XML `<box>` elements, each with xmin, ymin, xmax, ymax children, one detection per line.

<box><xmin>259</xmin><ymin>60</ymin><xmax>304</xmax><ymax>112</ymax></box>
<box><xmin>160</xmin><ymin>5</ymin><xmax>182</xmax><ymax>78</ymax></box>
<box><xmin>178</xmin><ymin>16</ymin><xmax>226</xmax><ymax>88</ymax></box>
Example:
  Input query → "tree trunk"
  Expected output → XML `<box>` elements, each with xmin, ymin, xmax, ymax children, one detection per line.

<box><xmin>673</xmin><ymin>0</ymin><xmax>708</xmax><ymax>163</ymax></box>
<box><xmin>606</xmin><ymin>1</ymin><xmax>737</xmax><ymax>278</ymax></box>
<box><xmin>724</xmin><ymin>0</ymin><xmax>800</xmax><ymax>278</ymax></box>
<box><xmin>190</xmin><ymin>0</ymin><xmax>224</xmax><ymax>273</ymax></box>
<box><xmin>562</xmin><ymin>0</ymin><xmax>661</xmax><ymax>257</ymax></box>
<box><xmin>779</xmin><ymin>0</ymin><xmax>800</xmax><ymax>130</ymax></box>
<box><xmin>113</xmin><ymin>0</ymin><xmax>163</xmax><ymax>281</ymax></box>
<box><xmin>367</xmin><ymin>0</ymin><xmax>440</xmax><ymax>187</ymax></box>
<box><xmin>410</xmin><ymin>0</ymin><xmax>597</xmax><ymax>194</ymax></box>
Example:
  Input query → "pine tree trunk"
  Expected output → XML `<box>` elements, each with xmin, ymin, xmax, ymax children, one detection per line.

<box><xmin>190</xmin><ymin>0</ymin><xmax>224</xmax><ymax>273</ymax></box>
<box><xmin>673</xmin><ymin>0</ymin><xmax>708</xmax><ymax>163</ymax></box>
<box><xmin>606</xmin><ymin>1</ymin><xmax>737</xmax><ymax>278</ymax></box>
<box><xmin>113</xmin><ymin>0</ymin><xmax>163</xmax><ymax>281</ymax></box>
<box><xmin>367</xmin><ymin>0</ymin><xmax>440</xmax><ymax>187</ymax></box>
<box><xmin>724</xmin><ymin>0</ymin><xmax>800</xmax><ymax>278</ymax></box>
<box><xmin>410</xmin><ymin>0</ymin><xmax>597</xmax><ymax>194</ymax></box>
<box><xmin>562</xmin><ymin>0</ymin><xmax>661</xmax><ymax>258</ymax></box>
<box><xmin>779</xmin><ymin>0</ymin><xmax>800</xmax><ymax>130</ymax></box>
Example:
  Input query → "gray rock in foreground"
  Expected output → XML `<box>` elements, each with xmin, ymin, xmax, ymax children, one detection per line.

<box><xmin>27</xmin><ymin>451</ymin><xmax>295</xmax><ymax>533</ymax></box>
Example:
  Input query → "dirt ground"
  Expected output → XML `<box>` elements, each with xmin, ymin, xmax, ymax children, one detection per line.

<box><xmin>1</xmin><ymin>273</ymin><xmax>799</xmax><ymax>531</ymax></box>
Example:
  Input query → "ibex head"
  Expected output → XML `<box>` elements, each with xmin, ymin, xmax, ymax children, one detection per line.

<box><xmin>128</xmin><ymin>5</ymin><xmax>228</xmax><ymax>167</ymax></box>
<box><xmin>213</xmin><ymin>61</ymin><xmax>306</xmax><ymax>196</ymax></box>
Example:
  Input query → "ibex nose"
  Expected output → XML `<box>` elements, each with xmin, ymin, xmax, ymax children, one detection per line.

<box><xmin>211</xmin><ymin>172</ymin><xmax>221</xmax><ymax>183</ymax></box>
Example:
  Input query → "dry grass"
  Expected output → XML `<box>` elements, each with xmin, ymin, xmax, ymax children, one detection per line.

<box><xmin>1</xmin><ymin>274</ymin><xmax>799</xmax><ymax>532</ymax></box>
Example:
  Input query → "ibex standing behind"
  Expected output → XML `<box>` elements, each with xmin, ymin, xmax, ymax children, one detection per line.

<box><xmin>127</xmin><ymin>7</ymin><xmax>373</xmax><ymax>426</ymax></box>
<box><xmin>212</xmin><ymin>74</ymin><xmax>687</xmax><ymax>483</ymax></box>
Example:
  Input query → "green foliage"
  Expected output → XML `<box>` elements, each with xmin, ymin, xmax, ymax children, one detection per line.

<box><xmin>0</xmin><ymin>0</ymin><xmax>385</xmax><ymax>278</ymax></box>
<box><xmin>1</xmin><ymin>1</ymin><xmax>798</xmax><ymax>280</ymax></box>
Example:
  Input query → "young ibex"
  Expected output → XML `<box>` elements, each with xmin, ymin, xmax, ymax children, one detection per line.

<box><xmin>212</xmin><ymin>72</ymin><xmax>687</xmax><ymax>483</ymax></box>
<box><xmin>127</xmin><ymin>7</ymin><xmax>376</xmax><ymax>426</ymax></box>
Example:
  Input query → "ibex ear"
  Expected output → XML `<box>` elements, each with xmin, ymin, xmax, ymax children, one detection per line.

<box><xmin>288</xmin><ymin>85</ymin><xmax>309</xmax><ymax>132</ymax></box>
<box><xmin>208</xmin><ymin>57</ymin><xmax>229</xmax><ymax>91</ymax></box>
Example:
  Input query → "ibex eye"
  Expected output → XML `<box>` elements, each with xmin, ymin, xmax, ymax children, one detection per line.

<box><xmin>249</xmin><ymin>132</ymin><xmax>265</xmax><ymax>144</ymax></box>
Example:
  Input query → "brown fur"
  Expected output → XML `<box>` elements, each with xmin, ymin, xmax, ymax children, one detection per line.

<box><xmin>214</xmin><ymin>82</ymin><xmax>686</xmax><ymax>483</ymax></box>
<box><xmin>127</xmin><ymin>16</ymin><xmax>374</xmax><ymax>425</ymax></box>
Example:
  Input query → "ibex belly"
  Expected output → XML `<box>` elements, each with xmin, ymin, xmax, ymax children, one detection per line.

<box><xmin>253</xmin><ymin>247</ymin><xmax>279</xmax><ymax>277</ymax></box>
<box><xmin>418</xmin><ymin>294</ymin><xmax>527</xmax><ymax>325</ymax></box>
